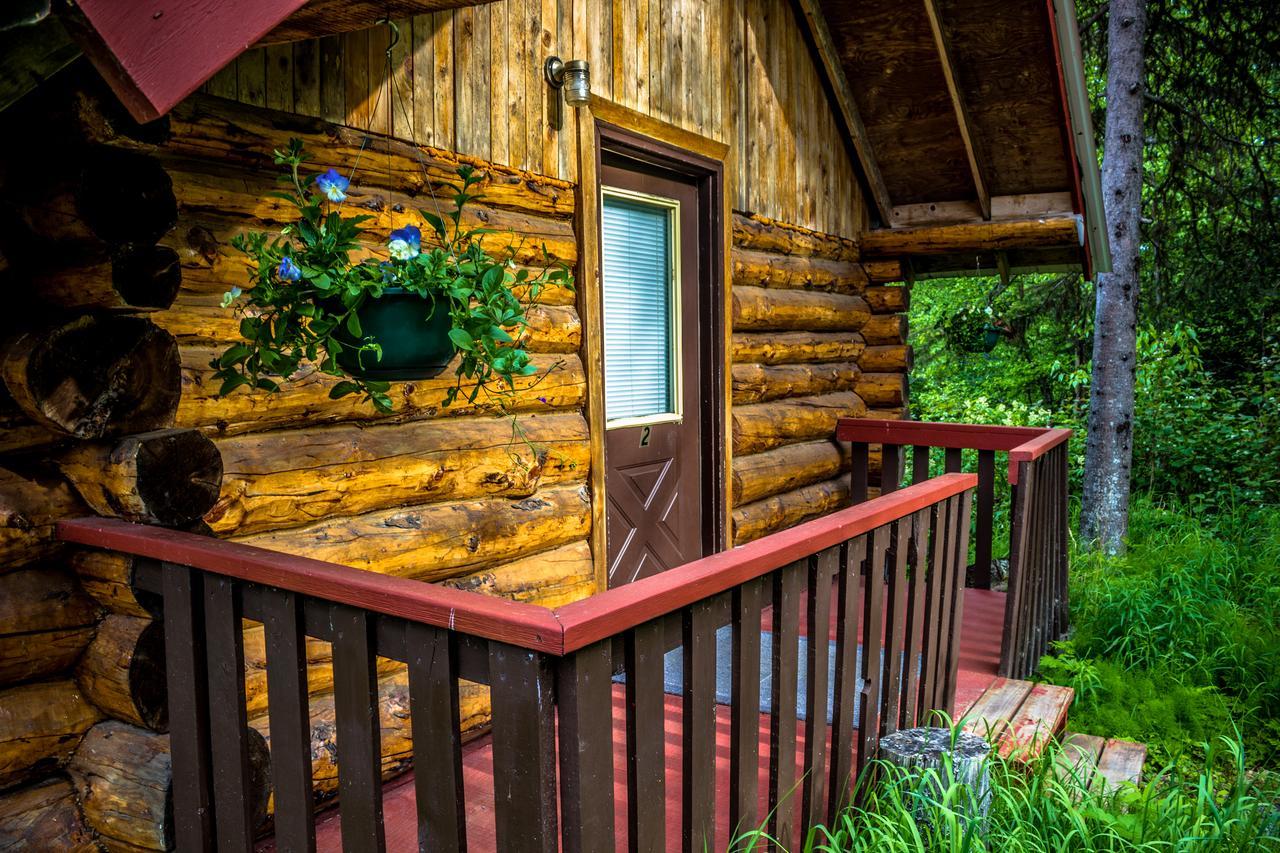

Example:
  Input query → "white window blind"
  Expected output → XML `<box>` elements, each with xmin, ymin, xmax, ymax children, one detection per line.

<box><xmin>602</xmin><ymin>191</ymin><xmax>679</xmax><ymax>424</ymax></box>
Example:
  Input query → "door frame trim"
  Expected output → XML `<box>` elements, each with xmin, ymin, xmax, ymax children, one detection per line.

<box><xmin>576</xmin><ymin>97</ymin><xmax>732</xmax><ymax>593</ymax></box>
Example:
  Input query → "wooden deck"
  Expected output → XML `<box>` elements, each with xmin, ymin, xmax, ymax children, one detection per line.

<box><xmin>1059</xmin><ymin>733</ymin><xmax>1148</xmax><ymax>790</ymax></box>
<box><xmin>286</xmin><ymin>589</ymin><xmax>1011</xmax><ymax>852</ymax></box>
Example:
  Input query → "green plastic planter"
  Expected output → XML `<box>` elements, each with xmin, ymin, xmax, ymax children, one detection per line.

<box><xmin>334</xmin><ymin>288</ymin><xmax>454</xmax><ymax>380</ymax></box>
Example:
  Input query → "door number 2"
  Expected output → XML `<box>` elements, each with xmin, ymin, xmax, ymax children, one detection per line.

<box><xmin>639</xmin><ymin>426</ymin><xmax>651</xmax><ymax>447</ymax></box>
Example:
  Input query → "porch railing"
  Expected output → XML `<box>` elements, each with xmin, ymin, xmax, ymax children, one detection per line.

<box><xmin>835</xmin><ymin>418</ymin><xmax>1072</xmax><ymax>679</ymax></box>
<box><xmin>59</xmin><ymin>473</ymin><xmax>976</xmax><ymax>853</ymax></box>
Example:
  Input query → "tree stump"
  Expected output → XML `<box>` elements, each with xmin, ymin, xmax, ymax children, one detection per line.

<box><xmin>879</xmin><ymin>727</ymin><xmax>992</xmax><ymax>830</ymax></box>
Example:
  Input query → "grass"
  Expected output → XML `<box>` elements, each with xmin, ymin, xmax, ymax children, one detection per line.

<box><xmin>729</xmin><ymin>734</ymin><xmax>1280</xmax><ymax>852</ymax></box>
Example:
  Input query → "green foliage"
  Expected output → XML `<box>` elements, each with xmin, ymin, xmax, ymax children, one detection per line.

<box><xmin>730</xmin><ymin>733</ymin><xmax>1280</xmax><ymax>852</ymax></box>
<box><xmin>213</xmin><ymin>139</ymin><xmax>571</xmax><ymax>413</ymax></box>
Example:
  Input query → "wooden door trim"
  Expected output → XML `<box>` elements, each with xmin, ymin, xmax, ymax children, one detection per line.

<box><xmin>576</xmin><ymin>99</ymin><xmax>731</xmax><ymax>594</ymax></box>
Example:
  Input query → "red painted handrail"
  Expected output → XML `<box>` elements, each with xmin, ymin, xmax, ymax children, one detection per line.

<box><xmin>58</xmin><ymin>472</ymin><xmax>976</xmax><ymax>656</ymax></box>
<box><xmin>834</xmin><ymin>418</ymin><xmax>1071</xmax><ymax>485</ymax></box>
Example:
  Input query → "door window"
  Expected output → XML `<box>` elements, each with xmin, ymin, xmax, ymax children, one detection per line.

<box><xmin>601</xmin><ymin>188</ymin><xmax>682</xmax><ymax>427</ymax></box>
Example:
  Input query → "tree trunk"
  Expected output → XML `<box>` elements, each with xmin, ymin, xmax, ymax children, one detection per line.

<box><xmin>1081</xmin><ymin>0</ymin><xmax>1147</xmax><ymax>552</ymax></box>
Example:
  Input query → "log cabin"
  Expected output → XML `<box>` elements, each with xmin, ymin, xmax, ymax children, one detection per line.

<box><xmin>0</xmin><ymin>0</ymin><xmax>1105</xmax><ymax>849</ymax></box>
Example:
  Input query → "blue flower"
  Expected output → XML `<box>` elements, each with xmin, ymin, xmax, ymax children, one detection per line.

<box><xmin>277</xmin><ymin>256</ymin><xmax>302</xmax><ymax>281</ymax></box>
<box><xmin>314</xmin><ymin>168</ymin><xmax>350</xmax><ymax>203</ymax></box>
<box><xmin>388</xmin><ymin>225</ymin><xmax>422</xmax><ymax>261</ymax></box>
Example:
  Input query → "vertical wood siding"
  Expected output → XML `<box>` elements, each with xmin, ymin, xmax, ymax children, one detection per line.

<box><xmin>204</xmin><ymin>0</ymin><xmax>865</xmax><ymax>238</ymax></box>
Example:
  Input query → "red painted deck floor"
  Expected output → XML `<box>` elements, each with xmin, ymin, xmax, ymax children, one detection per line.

<box><xmin>292</xmin><ymin>589</ymin><xmax>1007</xmax><ymax>852</ymax></box>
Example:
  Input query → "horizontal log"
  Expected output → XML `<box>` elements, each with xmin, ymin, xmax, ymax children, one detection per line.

<box><xmin>58</xmin><ymin>429</ymin><xmax>223</xmax><ymax>527</ymax></box>
<box><xmin>855</xmin><ymin>372</ymin><xmax>909</xmax><ymax>408</ymax></box>
<box><xmin>162</xmin><ymin>93</ymin><xmax>575</xmax><ymax>219</ymax></box>
<box><xmin>76</xmin><ymin>615</ymin><xmax>166</xmax><ymax>731</ymax></box>
<box><xmin>864</xmin><ymin>260</ymin><xmax>904</xmax><ymax>283</ymax></box>
<box><xmin>731</xmin><ymin>212</ymin><xmax>859</xmax><ymax>262</ymax></box>
<box><xmin>0</xmin><ymin>680</ymin><xmax>101</xmax><ymax>790</ymax></box>
<box><xmin>864</xmin><ymin>285</ymin><xmax>909</xmax><ymax>314</ymax></box>
<box><xmin>176</xmin><ymin>346</ymin><xmax>586</xmax><ymax>437</ymax></box>
<box><xmin>860</xmin><ymin>215</ymin><xmax>1084</xmax><ymax>257</ymax></box>
<box><xmin>0</xmin><ymin>777</ymin><xmax>98</xmax><ymax>851</ymax></box>
<box><xmin>0</xmin><ymin>466</ymin><xmax>86</xmax><ymax>570</ymax></box>
<box><xmin>7</xmin><ymin>149</ymin><xmax>176</xmax><ymax>249</ymax></box>
<box><xmin>29</xmin><ymin>244</ymin><xmax>182</xmax><ymax>312</ymax></box>
<box><xmin>731</xmin><ymin>361</ymin><xmax>859</xmax><ymax>405</ymax></box>
<box><xmin>2</xmin><ymin>315</ymin><xmax>181</xmax><ymax>440</ymax></box>
<box><xmin>732</xmin><ymin>392</ymin><xmax>868</xmax><ymax>456</ymax></box>
<box><xmin>153</xmin><ymin>296</ymin><xmax>580</xmax><ymax>354</ymax></box>
<box><xmin>869</xmin><ymin>407</ymin><xmax>906</xmax><ymax>420</ymax></box>
<box><xmin>731</xmin><ymin>248</ymin><xmax>865</xmax><ymax>293</ymax></box>
<box><xmin>732</xmin><ymin>287</ymin><xmax>870</xmax><ymax>332</ymax></box>
<box><xmin>0</xmin><ymin>397</ymin><xmax>61</xmax><ymax>456</ymax></box>
<box><xmin>859</xmin><ymin>344</ymin><xmax>914</xmax><ymax>373</ymax></box>
<box><xmin>210</xmin><ymin>412</ymin><xmax>588</xmax><ymax>537</ymax></box>
<box><xmin>861</xmin><ymin>313</ymin><xmax>908</xmax><ymax>346</ymax></box>
<box><xmin>69</xmin><ymin>720</ymin><xmax>270</xmax><ymax>852</ymax></box>
<box><xmin>731</xmin><ymin>332</ymin><xmax>865</xmax><ymax>366</ymax></box>
<box><xmin>236</xmin><ymin>483</ymin><xmax>590</xmax><ymax>582</ymax></box>
<box><xmin>71</xmin><ymin>550</ymin><xmax>161</xmax><ymax>618</ymax></box>
<box><xmin>0</xmin><ymin>567</ymin><xmax>99</xmax><ymax>687</ymax></box>
<box><xmin>732</xmin><ymin>476</ymin><xmax>851</xmax><ymax>545</ymax></box>
<box><xmin>165</xmin><ymin>162</ymin><xmax>578</xmax><ymax>267</ymax></box>
<box><xmin>732</xmin><ymin>440</ymin><xmax>850</xmax><ymax>506</ymax></box>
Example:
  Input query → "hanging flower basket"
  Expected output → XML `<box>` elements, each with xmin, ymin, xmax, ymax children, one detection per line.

<box><xmin>943</xmin><ymin>306</ymin><xmax>1008</xmax><ymax>354</ymax></box>
<box><xmin>211</xmin><ymin>140</ymin><xmax>571</xmax><ymax>412</ymax></box>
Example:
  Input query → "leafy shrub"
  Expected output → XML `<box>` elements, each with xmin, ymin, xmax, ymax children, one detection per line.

<box><xmin>730</xmin><ymin>734</ymin><xmax>1280</xmax><ymax>852</ymax></box>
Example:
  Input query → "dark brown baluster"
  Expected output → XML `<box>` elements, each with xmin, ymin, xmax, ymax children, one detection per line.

<box><xmin>944</xmin><ymin>491</ymin><xmax>975</xmax><ymax>713</ymax></box>
<box><xmin>850</xmin><ymin>441</ymin><xmax>870</xmax><ymax>504</ymax></box>
<box><xmin>161</xmin><ymin>564</ymin><xmax>213</xmax><ymax>852</ymax></box>
<box><xmin>331</xmin><ymin>605</ymin><xmax>385</xmax><ymax>852</ymax></box>
<box><xmin>801</xmin><ymin>548</ymin><xmax>835</xmax><ymax>836</ymax></box>
<box><xmin>1055</xmin><ymin>445</ymin><xmax>1071</xmax><ymax>640</ymax></box>
<box><xmin>828</xmin><ymin>537</ymin><xmax>866</xmax><ymax>822</ymax></box>
<box><xmin>489</xmin><ymin>643</ymin><xmax>558</xmax><ymax>853</ymax></box>
<box><xmin>944</xmin><ymin>447</ymin><xmax>963</xmax><ymax>473</ymax></box>
<box><xmin>625</xmin><ymin>619</ymin><xmax>665</xmax><ymax>853</ymax></box>
<box><xmin>881</xmin><ymin>517</ymin><xmax>910</xmax><ymax>736</ymax></box>
<box><xmin>559</xmin><ymin>641</ymin><xmax>615</xmax><ymax>853</ymax></box>
<box><xmin>917</xmin><ymin>502</ymin><xmax>946</xmax><ymax>719</ymax></box>
<box><xmin>973</xmin><ymin>449</ymin><xmax>996</xmax><ymax>589</ymax></box>
<box><xmin>1025</xmin><ymin>460</ymin><xmax>1047</xmax><ymax>675</ymax></box>
<box><xmin>880</xmin><ymin>443</ymin><xmax>901</xmax><ymax>494</ymax></box>
<box><xmin>263</xmin><ymin>589</ymin><xmax>315</xmax><ymax>853</ymax></box>
<box><xmin>912</xmin><ymin>445</ymin><xmax>931</xmax><ymax>484</ymax></box>
<box><xmin>929</xmin><ymin>497</ymin><xmax>959</xmax><ymax>713</ymax></box>
<box><xmin>406</xmin><ymin>622</ymin><xmax>465</xmax><ymax>853</ymax></box>
<box><xmin>204</xmin><ymin>576</ymin><xmax>254</xmax><ymax>852</ymax></box>
<box><xmin>856</xmin><ymin>525</ymin><xmax>890</xmax><ymax>775</ymax></box>
<box><xmin>683</xmin><ymin>600</ymin><xmax>717</xmax><ymax>853</ymax></box>
<box><xmin>1001</xmin><ymin>464</ymin><xmax>1033</xmax><ymax>678</ymax></box>
<box><xmin>768</xmin><ymin>562</ymin><xmax>802</xmax><ymax>847</ymax></box>
<box><xmin>900</xmin><ymin>508</ymin><xmax>931</xmax><ymax>729</ymax></box>
<box><xmin>730</xmin><ymin>579</ymin><xmax>763</xmax><ymax>837</ymax></box>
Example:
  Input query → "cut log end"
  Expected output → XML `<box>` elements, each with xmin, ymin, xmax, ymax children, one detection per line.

<box><xmin>112</xmin><ymin>244</ymin><xmax>182</xmax><ymax>309</ymax></box>
<box><xmin>77</xmin><ymin>150</ymin><xmax>178</xmax><ymax>246</ymax></box>
<box><xmin>3</xmin><ymin>315</ymin><xmax>181</xmax><ymax>439</ymax></box>
<box><xmin>77</xmin><ymin>614</ymin><xmax>168</xmax><ymax>731</ymax></box>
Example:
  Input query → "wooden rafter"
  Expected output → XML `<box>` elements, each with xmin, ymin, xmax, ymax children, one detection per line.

<box><xmin>792</xmin><ymin>0</ymin><xmax>895</xmax><ymax>227</ymax></box>
<box><xmin>922</xmin><ymin>0</ymin><xmax>991</xmax><ymax>220</ymax></box>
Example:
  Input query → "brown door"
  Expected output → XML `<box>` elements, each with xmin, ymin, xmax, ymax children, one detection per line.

<box><xmin>601</xmin><ymin>163</ymin><xmax>705</xmax><ymax>587</ymax></box>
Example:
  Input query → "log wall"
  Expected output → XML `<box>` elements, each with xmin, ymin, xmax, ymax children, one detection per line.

<box><xmin>0</xmin><ymin>0</ymin><xmax>909</xmax><ymax>835</ymax></box>
<box><xmin>204</xmin><ymin>0</ymin><xmax>866</xmax><ymax>239</ymax></box>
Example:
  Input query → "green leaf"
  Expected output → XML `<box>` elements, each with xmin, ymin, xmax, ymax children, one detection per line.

<box><xmin>448</xmin><ymin>328</ymin><xmax>475</xmax><ymax>351</ymax></box>
<box><xmin>345</xmin><ymin>311</ymin><xmax>363</xmax><ymax>338</ymax></box>
<box><xmin>219</xmin><ymin>344</ymin><xmax>253</xmax><ymax>367</ymax></box>
<box><xmin>329</xmin><ymin>380</ymin><xmax>360</xmax><ymax>399</ymax></box>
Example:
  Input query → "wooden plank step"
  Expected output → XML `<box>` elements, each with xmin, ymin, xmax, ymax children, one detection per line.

<box><xmin>961</xmin><ymin>677</ymin><xmax>1033</xmax><ymax>742</ymax></box>
<box><xmin>1054</xmin><ymin>731</ymin><xmax>1105</xmax><ymax>788</ymax></box>
<box><xmin>998</xmin><ymin>683</ymin><xmax>1074</xmax><ymax>760</ymax></box>
<box><xmin>1095</xmin><ymin>738</ymin><xmax>1147</xmax><ymax>789</ymax></box>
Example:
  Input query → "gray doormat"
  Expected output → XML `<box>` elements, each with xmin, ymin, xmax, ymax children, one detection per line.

<box><xmin>614</xmin><ymin>625</ymin><xmax>916</xmax><ymax>725</ymax></box>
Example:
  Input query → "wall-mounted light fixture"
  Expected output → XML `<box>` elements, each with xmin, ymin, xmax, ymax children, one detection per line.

<box><xmin>545</xmin><ymin>57</ymin><xmax>591</xmax><ymax>107</ymax></box>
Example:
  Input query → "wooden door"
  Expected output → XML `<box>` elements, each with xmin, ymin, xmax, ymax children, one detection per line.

<box><xmin>601</xmin><ymin>163</ymin><xmax>705</xmax><ymax>587</ymax></box>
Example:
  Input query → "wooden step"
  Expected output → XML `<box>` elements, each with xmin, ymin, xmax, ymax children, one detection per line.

<box><xmin>961</xmin><ymin>678</ymin><xmax>1073</xmax><ymax>762</ymax></box>
<box><xmin>1058</xmin><ymin>731</ymin><xmax>1147</xmax><ymax>791</ymax></box>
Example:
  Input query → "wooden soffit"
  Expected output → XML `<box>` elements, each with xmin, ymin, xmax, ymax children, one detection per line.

<box><xmin>801</xmin><ymin>0</ymin><xmax>1104</xmax><ymax>275</ymax></box>
<box><xmin>62</xmin><ymin>0</ymin><xmax>491</xmax><ymax>123</ymax></box>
